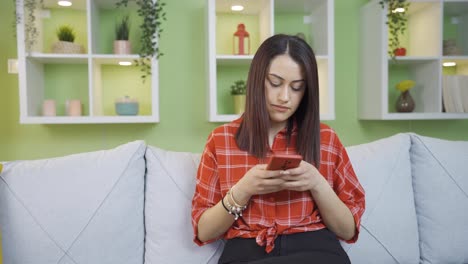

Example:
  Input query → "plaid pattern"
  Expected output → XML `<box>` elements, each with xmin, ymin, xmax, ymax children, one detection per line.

<box><xmin>192</xmin><ymin>118</ymin><xmax>365</xmax><ymax>252</ymax></box>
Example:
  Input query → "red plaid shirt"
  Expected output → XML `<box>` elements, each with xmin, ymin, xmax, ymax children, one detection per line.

<box><xmin>192</xmin><ymin>118</ymin><xmax>365</xmax><ymax>252</ymax></box>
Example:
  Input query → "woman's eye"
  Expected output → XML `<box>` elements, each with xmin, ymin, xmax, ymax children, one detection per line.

<box><xmin>268</xmin><ymin>79</ymin><xmax>281</xmax><ymax>87</ymax></box>
<box><xmin>291</xmin><ymin>85</ymin><xmax>304</xmax><ymax>91</ymax></box>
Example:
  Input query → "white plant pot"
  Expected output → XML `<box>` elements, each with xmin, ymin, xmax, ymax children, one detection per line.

<box><xmin>52</xmin><ymin>41</ymin><xmax>84</xmax><ymax>54</ymax></box>
<box><xmin>114</xmin><ymin>40</ymin><xmax>132</xmax><ymax>54</ymax></box>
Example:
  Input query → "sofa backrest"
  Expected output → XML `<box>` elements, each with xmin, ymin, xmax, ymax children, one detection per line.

<box><xmin>342</xmin><ymin>133</ymin><xmax>468</xmax><ymax>264</ymax></box>
<box><xmin>143</xmin><ymin>134</ymin><xmax>423</xmax><ymax>264</ymax></box>
<box><xmin>342</xmin><ymin>133</ymin><xmax>420</xmax><ymax>264</ymax></box>
<box><xmin>2</xmin><ymin>134</ymin><xmax>468</xmax><ymax>264</ymax></box>
<box><xmin>0</xmin><ymin>141</ymin><xmax>146</xmax><ymax>264</ymax></box>
<box><xmin>410</xmin><ymin>134</ymin><xmax>468</xmax><ymax>264</ymax></box>
<box><xmin>143</xmin><ymin>146</ymin><xmax>223</xmax><ymax>264</ymax></box>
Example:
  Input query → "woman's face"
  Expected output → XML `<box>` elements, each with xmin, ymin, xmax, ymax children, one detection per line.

<box><xmin>265</xmin><ymin>54</ymin><xmax>305</xmax><ymax>130</ymax></box>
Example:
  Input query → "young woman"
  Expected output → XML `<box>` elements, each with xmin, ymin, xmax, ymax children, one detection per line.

<box><xmin>192</xmin><ymin>34</ymin><xmax>365</xmax><ymax>264</ymax></box>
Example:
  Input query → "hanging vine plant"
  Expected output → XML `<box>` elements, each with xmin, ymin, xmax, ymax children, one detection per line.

<box><xmin>116</xmin><ymin>0</ymin><xmax>167</xmax><ymax>82</ymax></box>
<box><xmin>13</xmin><ymin>0</ymin><xmax>44</xmax><ymax>52</ymax></box>
<box><xmin>379</xmin><ymin>0</ymin><xmax>410</xmax><ymax>58</ymax></box>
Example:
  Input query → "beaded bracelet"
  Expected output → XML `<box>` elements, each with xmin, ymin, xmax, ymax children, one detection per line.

<box><xmin>224</xmin><ymin>186</ymin><xmax>248</xmax><ymax>220</ymax></box>
<box><xmin>224</xmin><ymin>195</ymin><xmax>243</xmax><ymax>220</ymax></box>
<box><xmin>219</xmin><ymin>186</ymin><xmax>249</xmax><ymax>220</ymax></box>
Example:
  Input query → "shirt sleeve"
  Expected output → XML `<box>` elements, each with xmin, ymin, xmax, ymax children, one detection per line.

<box><xmin>330</xmin><ymin>132</ymin><xmax>365</xmax><ymax>243</ymax></box>
<box><xmin>191</xmin><ymin>132</ymin><xmax>223</xmax><ymax>246</ymax></box>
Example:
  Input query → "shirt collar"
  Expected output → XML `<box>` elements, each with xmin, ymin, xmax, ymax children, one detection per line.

<box><xmin>278</xmin><ymin>119</ymin><xmax>298</xmax><ymax>135</ymax></box>
<box><xmin>235</xmin><ymin>115</ymin><xmax>298</xmax><ymax>134</ymax></box>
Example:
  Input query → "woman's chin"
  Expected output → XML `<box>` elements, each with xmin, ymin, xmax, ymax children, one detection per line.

<box><xmin>270</xmin><ymin>114</ymin><xmax>290</xmax><ymax>126</ymax></box>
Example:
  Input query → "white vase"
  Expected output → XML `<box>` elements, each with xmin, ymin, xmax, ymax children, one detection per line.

<box><xmin>113</xmin><ymin>40</ymin><xmax>131</xmax><ymax>54</ymax></box>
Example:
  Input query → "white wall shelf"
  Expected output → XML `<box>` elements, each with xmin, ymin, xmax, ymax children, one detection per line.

<box><xmin>28</xmin><ymin>53</ymin><xmax>89</xmax><ymax>63</ymax></box>
<box><xmin>207</xmin><ymin>0</ymin><xmax>335</xmax><ymax>122</ymax></box>
<box><xmin>20</xmin><ymin>115</ymin><xmax>159</xmax><ymax>124</ymax></box>
<box><xmin>16</xmin><ymin>0</ymin><xmax>159</xmax><ymax>124</ymax></box>
<box><xmin>359</xmin><ymin>0</ymin><xmax>468</xmax><ymax>120</ymax></box>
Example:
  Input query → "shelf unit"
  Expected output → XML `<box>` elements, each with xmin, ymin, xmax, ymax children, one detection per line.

<box><xmin>359</xmin><ymin>0</ymin><xmax>468</xmax><ymax>120</ymax></box>
<box><xmin>207</xmin><ymin>0</ymin><xmax>335</xmax><ymax>122</ymax></box>
<box><xmin>16</xmin><ymin>0</ymin><xmax>159</xmax><ymax>124</ymax></box>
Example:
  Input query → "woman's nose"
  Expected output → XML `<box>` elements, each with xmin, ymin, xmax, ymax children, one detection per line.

<box><xmin>278</xmin><ymin>86</ymin><xmax>290</xmax><ymax>102</ymax></box>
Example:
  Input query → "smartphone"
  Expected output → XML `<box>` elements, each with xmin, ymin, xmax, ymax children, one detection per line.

<box><xmin>266</xmin><ymin>154</ymin><xmax>303</xmax><ymax>170</ymax></box>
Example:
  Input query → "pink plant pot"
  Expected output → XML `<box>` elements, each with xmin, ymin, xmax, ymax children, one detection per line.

<box><xmin>113</xmin><ymin>40</ymin><xmax>131</xmax><ymax>54</ymax></box>
<box><xmin>42</xmin><ymin>99</ymin><xmax>56</xmax><ymax>116</ymax></box>
<box><xmin>66</xmin><ymin>99</ymin><xmax>82</xmax><ymax>116</ymax></box>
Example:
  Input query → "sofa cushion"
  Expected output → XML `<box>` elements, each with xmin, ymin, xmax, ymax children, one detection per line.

<box><xmin>144</xmin><ymin>146</ymin><xmax>224</xmax><ymax>264</ymax></box>
<box><xmin>341</xmin><ymin>133</ymin><xmax>419</xmax><ymax>264</ymax></box>
<box><xmin>410</xmin><ymin>134</ymin><xmax>468</xmax><ymax>264</ymax></box>
<box><xmin>0</xmin><ymin>141</ymin><xmax>146</xmax><ymax>264</ymax></box>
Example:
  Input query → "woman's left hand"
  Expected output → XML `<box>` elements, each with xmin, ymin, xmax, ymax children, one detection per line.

<box><xmin>279</xmin><ymin>161</ymin><xmax>327</xmax><ymax>192</ymax></box>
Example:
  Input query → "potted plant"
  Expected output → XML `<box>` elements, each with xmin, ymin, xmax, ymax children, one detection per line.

<box><xmin>379</xmin><ymin>0</ymin><xmax>410</xmax><ymax>58</ymax></box>
<box><xmin>230</xmin><ymin>80</ymin><xmax>247</xmax><ymax>114</ymax></box>
<box><xmin>114</xmin><ymin>15</ymin><xmax>131</xmax><ymax>54</ymax></box>
<box><xmin>116</xmin><ymin>0</ymin><xmax>167</xmax><ymax>82</ymax></box>
<box><xmin>51</xmin><ymin>25</ymin><xmax>84</xmax><ymax>54</ymax></box>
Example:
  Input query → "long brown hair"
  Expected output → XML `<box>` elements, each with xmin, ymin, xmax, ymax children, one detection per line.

<box><xmin>235</xmin><ymin>34</ymin><xmax>320</xmax><ymax>167</ymax></box>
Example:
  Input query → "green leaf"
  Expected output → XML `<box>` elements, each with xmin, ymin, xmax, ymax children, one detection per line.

<box><xmin>115</xmin><ymin>0</ymin><xmax>167</xmax><ymax>82</ymax></box>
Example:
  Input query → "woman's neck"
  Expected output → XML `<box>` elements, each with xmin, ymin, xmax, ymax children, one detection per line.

<box><xmin>268</xmin><ymin>122</ymin><xmax>287</xmax><ymax>147</ymax></box>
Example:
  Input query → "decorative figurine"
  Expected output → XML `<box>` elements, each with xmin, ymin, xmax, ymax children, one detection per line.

<box><xmin>233</xmin><ymin>23</ymin><xmax>250</xmax><ymax>55</ymax></box>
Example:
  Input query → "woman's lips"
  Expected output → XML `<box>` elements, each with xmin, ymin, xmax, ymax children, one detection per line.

<box><xmin>271</xmin><ymin>104</ymin><xmax>289</xmax><ymax>112</ymax></box>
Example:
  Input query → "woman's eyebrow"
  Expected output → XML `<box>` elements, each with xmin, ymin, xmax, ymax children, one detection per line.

<box><xmin>268</xmin><ymin>73</ymin><xmax>304</xmax><ymax>83</ymax></box>
<box><xmin>268</xmin><ymin>73</ymin><xmax>284</xmax><ymax>80</ymax></box>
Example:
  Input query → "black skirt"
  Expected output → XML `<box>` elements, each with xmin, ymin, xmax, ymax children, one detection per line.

<box><xmin>218</xmin><ymin>229</ymin><xmax>351</xmax><ymax>264</ymax></box>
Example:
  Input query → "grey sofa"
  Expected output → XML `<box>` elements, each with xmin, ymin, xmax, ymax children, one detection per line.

<box><xmin>1</xmin><ymin>133</ymin><xmax>467</xmax><ymax>264</ymax></box>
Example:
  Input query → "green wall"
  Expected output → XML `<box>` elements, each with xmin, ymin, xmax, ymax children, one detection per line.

<box><xmin>1</xmin><ymin>0</ymin><xmax>468</xmax><ymax>163</ymax></box>
<box><xmin>1</xmin><ymin>0</ymin><xmax>468</xmax><ymax>261</ymax></box>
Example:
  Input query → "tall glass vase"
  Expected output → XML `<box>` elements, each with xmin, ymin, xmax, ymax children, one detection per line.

<box><xmin>396</xmin><ymin>90</ymin><xmax>415</xmax><ymax>112</ymax></box>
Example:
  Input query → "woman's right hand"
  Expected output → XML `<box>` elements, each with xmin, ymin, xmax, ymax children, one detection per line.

<box><xmin>196</xmin><ymin>165</ymin><xmax>286</xmax><ymax>242</ymax></box>
<box><xmin>233</xmin><ymin>164</ymin><xmax>287</xmax><ymax>204</ymax></box>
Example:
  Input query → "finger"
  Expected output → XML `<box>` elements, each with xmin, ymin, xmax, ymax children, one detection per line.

<box><xmin>282</xmin><ymin>180</ymin><xmax>306</xmax><ymax>190</ymax></box>
<box><xmin>286</xmin><ymin>166</ymin><xmax>306</xmax><ymax>175</ymax></box>
<box><xmin>289</xmin><ymin>160</ymin><xmax>317</xmax><ymax>175</ymax></box>
<box><xmin>262</xmin><ymin>177</ymin><xmax>287</xmax><ymax>186</ymax></box>
<box><xmin>280</xmin><ymin>174</ymin><xmax>301</xmax><ymax>181</ymax></box>
<box><xmin>256</xmin><ymin>181</ymin><xmax>285</xmax><ymax>194</ymax></box>
<box><xmin>263</xmin><ymin>170</ymin><xmax>285</xmax><ymax>178</ymax></box>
